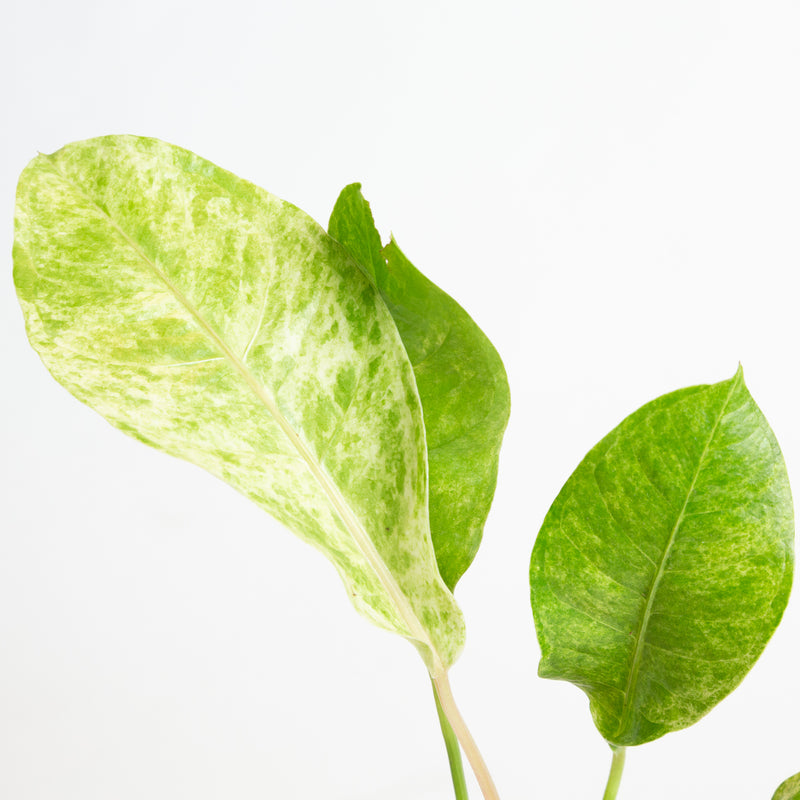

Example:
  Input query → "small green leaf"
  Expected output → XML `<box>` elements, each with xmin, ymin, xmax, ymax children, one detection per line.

<box><xmin>329</xmin><ymin>184</ymin><xmax>510</xmax><ymax>589</ymax></box>
<box><xmin>14</xmin><ymin>136</ymin><xmax>464</xmax><ymax>672</ymax></box>
<box><xmin>773</xmin><ymin>773</ymin><xmax>800</xmax><ymax>800</ymax></box>
<box><xmin>530</xmin><ymin>368</ymin><xmax>794</xmax><ymax>746</ymax></box>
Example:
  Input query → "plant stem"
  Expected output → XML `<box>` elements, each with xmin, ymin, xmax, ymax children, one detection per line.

<box><xmin>602</xmin><ymin>745</ymin><xmax>626</xmax><ymax>800</ymax></box>
<box><xmin>431</xmin><ymin>677</ymin><xmax>469</xmax><ymax>800</ymax></box>
<box><xmin>431</xmin><ymin>670</ymin><xmax>500</xmax><ymax>800</ymax></box>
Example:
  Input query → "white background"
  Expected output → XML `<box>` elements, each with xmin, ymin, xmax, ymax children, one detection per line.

<box><xmin>2</xmin><ymin>1</ymin><xmax>800</xmax><ymax>798</ymax></box>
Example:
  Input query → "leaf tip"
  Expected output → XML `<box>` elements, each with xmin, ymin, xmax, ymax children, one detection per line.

<box><xmin>729</xmin><ymin>362</ymin><xmax>748</xmax><ymax>394</ymax></box>
<box><xmin>337</xmin><ymin>182</ymin><xmax>365</xmax><ymax>203</ymax></box>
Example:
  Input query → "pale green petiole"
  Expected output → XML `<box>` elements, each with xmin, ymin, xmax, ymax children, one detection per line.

<box><xmin>432</xmin><ymin>671</ymin><xmax>500</xmax><ymax>800</ymax></box>
<box><xmin>431</xmin><ymin>677</ymin><xmax>469</xmax><ymax>800</ymax></box>
<box><xmin>602</xmin><ymin>746</ymin><xmax>626</xmax><ymax>800</ymax></box>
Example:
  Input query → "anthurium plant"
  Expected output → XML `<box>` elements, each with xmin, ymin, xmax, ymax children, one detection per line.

<box><xmin>13</xmin><ymin>135</ymin><xmax>795</xmax><ymax>799</ymax></box>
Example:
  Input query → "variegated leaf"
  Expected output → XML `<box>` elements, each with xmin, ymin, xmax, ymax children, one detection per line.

<box><xmin>14</xmin><ymin>135</ymin><xmax>464</xmax><ymax>672</ymax></box>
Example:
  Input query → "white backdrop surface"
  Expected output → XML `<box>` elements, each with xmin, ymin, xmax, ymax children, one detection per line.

<box><xmin>2</xmin><ymin>2</ymin><xmax>800</xmax><ymax>798</ymax></box>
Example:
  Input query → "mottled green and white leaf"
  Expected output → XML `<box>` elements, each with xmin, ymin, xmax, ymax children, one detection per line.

<box><xmin>329</xmin><ymin>184</ymin><xmax>510</xmax><ymax>589</ymax></box>
<box><xmin>773</xmin><ymin>773</ymin><xmax>800</xmax><ymax>800</ymax></box>
<box><xmin>530</xmin><ymin>368</ymin><xmax>793</xmax><ymax>746</ymax></box>
<box><xmin>13</xmin><ymin>135</ymin><xmax>464</xmax><ymax>672</ymax></box>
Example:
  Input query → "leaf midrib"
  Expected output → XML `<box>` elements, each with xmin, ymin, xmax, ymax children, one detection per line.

<box><xmin>613</xmin><ymin>374</ymin><xmax>741</xmax><ymax>741</ymax></box>
<box><xmin>43</xmin><ymin>156</ymin><xmax>443</xmax><ymax>673</ymax></box>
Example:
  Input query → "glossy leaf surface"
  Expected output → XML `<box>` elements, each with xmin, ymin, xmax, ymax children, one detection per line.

<box><xmin>530</xmin><ymin>368</ymin><xmax>793</xmax><ymax>746</ymax></box>
<box><xmin>329</xmin><ymin>184</ymin><xmax>510</xmax><ymax>589</ymax></box>
<box><xmin>14</xmin><ymin>136</ymin><xmax>464</xmax><ymax>671</ymax></box>
<box><xmin>773</xmin><ymin>773</ymin><xmax>800</xmax><ymax>800</ymax></box>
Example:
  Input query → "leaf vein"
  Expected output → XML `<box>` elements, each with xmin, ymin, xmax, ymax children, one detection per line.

<box><xmin>43</xmin><ymin>157</ymin><xmax>443</xmax><ymax>672</ymax></box>
<box><xmin>613</xmin><ymin>376</ymin><xmax>741</xmax><ymax>740</ymax></box>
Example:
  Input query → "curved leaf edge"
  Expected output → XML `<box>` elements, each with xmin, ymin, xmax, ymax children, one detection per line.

<box><xmin>773</xmin><ymin>772</ymin><xmax>800</xmax><ymax>800</ymax></box>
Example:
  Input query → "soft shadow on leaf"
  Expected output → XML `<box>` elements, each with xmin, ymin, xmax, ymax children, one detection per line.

<box><xmin>530</xmin><ymin>367</ymin><xmax>794</xmax><ymax>746</ymax></box>
<box><xmin>329</xmin><ymin>184</ymin><xmax>510</xmax><ymax>590</ymax></box>
<box><xmin>14</xmin><ymin>136</ymin><xmax>464</xmax><ymax>672</ymax></box>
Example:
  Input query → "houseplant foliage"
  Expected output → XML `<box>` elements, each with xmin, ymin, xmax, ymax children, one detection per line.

<box><xmin>14</xmin><ymin>134</ymin><xmax>795</xmax><ymax>800</ymax></box>
<box><xmin>530</xmin><ymin>368</ymin><xmax>794</xmax><ymax>798</ymax></box>
<box><xmin>13</xmin><ymin>135</ymin><xmax>509</xmax><ymax>800</ymax></box>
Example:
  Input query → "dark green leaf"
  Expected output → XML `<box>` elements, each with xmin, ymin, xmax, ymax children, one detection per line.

<box><xmin>329</xmin><ymin>184</ymin><xmax>510</xmax><ymax>589</ymax></box>
<box><xmin>530</xmin><ymin>367</ymin><xmax>794</xmax><ymax>746</ymax></box>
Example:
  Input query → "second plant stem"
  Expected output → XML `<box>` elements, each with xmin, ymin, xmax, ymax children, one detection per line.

<box><xmin>432</xmin><ymin>677</ymin><xmax>469</xmax><ymax>800</ymax></box>
<box><xmin>602</xmin><ymin>745</ymin><xmax>626</xmax><ymax>800</ymax></box>
<box><xmin>431</xmin><ymin>670</ymin><xmax>500</xmax><ymax>800</ymax></box>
